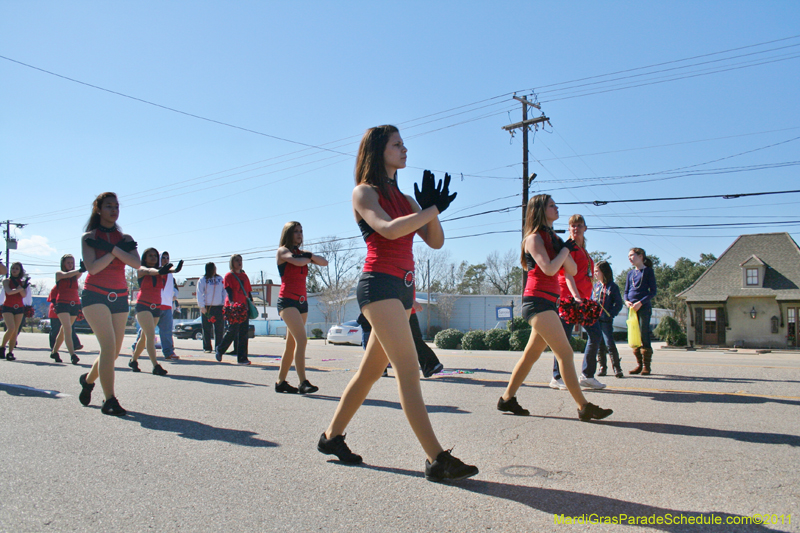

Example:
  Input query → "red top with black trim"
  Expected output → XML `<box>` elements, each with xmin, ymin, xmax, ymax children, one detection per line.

<box><xmin>360</xmin><ymin>186</ymin><xmax>415</xmax><ymax>279</ymax></box>
<box><xmin>224</xmin><ymin>271</ymin><xmax>252</xmax><ymax>305</ymax></box>
<box><xmin>136</xmin><ymin>274</ymin><xmax>166</xmax><ymax>308</ymax></box>
<box><xmin>3</xmin><ymin>278</ymin><xmax>25</xmax><ymax>308</ymax></box>
<box><xmin>523</xmin><ymin>229</ymin><xmax>561</xmax><ymax>302</ymax></box>
<box><xmin>84</xmin><ymin>228</ymin><xmax>128</xmax><ymax>294</ymax></box>
<box><xmin>55</xmin><ymin>277</ymin><xmax>81</xmax><ymax>304</ymax></box>
<box><xmin>278</xmin><ymin>249</ymin><xmax>308</xmax><ymax>301</ymax></box>
<box><xmin>558</xmin><ymin>247</ymin><xmax>594</xmax><ymax>300</ymax></box>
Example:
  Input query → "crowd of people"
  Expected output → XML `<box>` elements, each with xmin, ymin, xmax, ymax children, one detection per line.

<box><xmin>0</xmin><ymin>124</ymin><xmax>661</xmax><ymax>483</ymax></box>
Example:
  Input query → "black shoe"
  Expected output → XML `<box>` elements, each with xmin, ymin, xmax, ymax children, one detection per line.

<box><xmin>101</xmin><ymin>396</ymin><xmax>127</xmax><ymax>416</ymax></box>
<box><xmin>614</xmin><ymin>369</ymin><xmax>624</xmax><ymax>379</ymax></box>
<box><xmin>425</xmin><ymin>450</ymin><xmax>479</xmax><ymax>482</ymax></box>
<box><xmin>423</xmin><ymin>362</ymin><xmax>444</xmax><ymax>378</ymax></box>
<box><xmin>275</xmin><ymin>381</ymin><xmax>298</xmax><ymax>394</ymax></box>
<box><xmin>215</xmin><ymin>351</ymin><xmax>222</xmax><ymax>362</ymax></box>
<box><xmin>597</xmin><ymin>367</ymin><xmax>607</xmax><ymax>377</ymax></box>
<box><xmin>78</xmin><ymin>373</ymin><xmax>94</xmax><ymax>406</ymax></box>
<box><xmin>71</xmin><ymin>354</ymin><xmax>80</xmax><ymax>365</ymax></box>
<box><xmin>51</xmin><ymin>352</ymin><xmax>63</xmax><ymax>363</ymax></box>
<box><xmin>74</xmin><ymin>344</ymin><xmax>84</xmax><ymax>351</ymax></box>
<box><xmin>152</xmin><ymin>364</ymin><xmax>168</xmax><ymax>376</ymax></box>
<box><xmin>578</xmin><ymin>402</ymin><xmax>613</xmax><ymax>422</ymax></box>
<box><xmin>497</xmin><ymin>396</ymin><xmax>529</xmax><ymax>416</ymax></box>
<box><xmin>237</xmin><ymin>358</ymin><xmax>251</xmax><ymax>365</ymax></box>
<box><xmin>317</xmin><ymin>433</ymin><xmax>362</xmax><ymax>465</ymax></box>
<box><xmin>128</xmin><ymin>360</ymin><xmax>141</xmax><ymax>373</ymax></box>
<box><xmin>0</xmin><ymin>346</ymin><xmax>4</xmax><ymax>359</ymax></box>
<box><xmin>6</xmin><ymin>352</ymin><xmax>15</xmax><ymax>361</ymax></box>
<box><xmin>298</xmin><ymin>380</ymin><xmax>319</xmax><ymax>394</ymax></box>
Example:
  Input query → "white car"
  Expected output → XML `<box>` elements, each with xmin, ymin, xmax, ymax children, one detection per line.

<box><xmin>327</xmin><ymin>320</ymin><xmax>362</xmax><ymax>346</ymax></box>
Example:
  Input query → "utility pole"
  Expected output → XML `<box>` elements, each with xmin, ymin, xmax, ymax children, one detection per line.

<box><xmin>2</xmin><ymin>220</ymin><xmax>26</xmax><ymax>276</ymax></box>
<box><xmin>502</xmin><ymin>95</ymin><xmax>549</xmax><ymax>233</ymax></box>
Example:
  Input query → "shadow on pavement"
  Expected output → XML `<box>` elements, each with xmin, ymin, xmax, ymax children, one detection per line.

<box><xmin>124</xmin><ymin>411</ymin><xmax>279</xmax><ymax>448</ymax></box>
<box><xmin>604</xmin><ymin>387</ymin><xmax>800</xmax><ymax>407</ymax></box>
<box><xmin>164</xmin><ymin>374</ymin><xmax>267</xmax><ymax>388</ymax></box>
<box><xmin>0</xmin><ymin>382</ymin><xmax>66</xmax><ymax>399</ymax></box>
<box><xmin>357</xmin><ymin>464</ymin><xmax>781</xmax><ymax>532</ymax></box>
<box><xmin>532</xmin><ymin>415</ymin><xmax>800</xmax><ymax>447</ymax></box>
<box><xmin>648</xmin><ymin>373</ymin><xmax>800</xmax><ymax>385</ymax></box>
<box><xmin>300</xmin><ymin>394</ymin><xmax>471</xmax><ymax>414</ymax></box>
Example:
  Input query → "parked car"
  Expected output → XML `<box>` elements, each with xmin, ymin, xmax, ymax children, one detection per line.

<box><xmin>39</xmin><ymin>319</ymin><xmax>51</xmax><ymax>333</ymax></box>
<box><xmin>327</xmin><ymin>320</ymin><xmax>362</xmax><ymax>346</ymax></box>
<box><xmin>174</xmin><ymin>317</ymin><xmax>203</xmax><ymax>339</ymax></box>
<box><xmin>72</xmin><ymin>318</ymin><xmax>93</xmax><ymax>334</ymax></box>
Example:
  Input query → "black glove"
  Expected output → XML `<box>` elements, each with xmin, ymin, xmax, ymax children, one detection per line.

<box><xmin>173</xmin><ymin>260</ymin><xmax>184</xmax><ymax>273</ymax></box>
<box><xmin>301</xmin><ymin>252</ymin><xmax>312</xmax><ymax>259</ymax></box>
<box><xmin>79</xmin><ymin>260</ymin><xmax>87</xmax><ymax>273</ymax></box>
<box><xmin>85</xmin><ymin>238</ymin><xmax>115</xmax><ymax>253</ymax></box>
<box><xmin>158</xmin><ymin>263</ymin><xmax>173</xmax><ymax>275</ymax></box>
<box><xmin>414</xmin><ymin>170</ymin><xmax>437</xmax><ymax>210</ymax></box>
<box><xmin>434</xmin><ymin>173</ymin><xmax>457</xmax><ymax>213</ymax></box>
<box><xmin>20</xmin><ymin>277</ymin><xmax>30</xmax><ymax>289</ymax></box>
<box><xmin>563</xmin><ymin>238</ymin><xmax>579</xmax><ymax>252</ymax></box>
<box><xmin>117</xmin><ymin>240</ymin><xmax>137</xmax><ymax>253</ymax></box>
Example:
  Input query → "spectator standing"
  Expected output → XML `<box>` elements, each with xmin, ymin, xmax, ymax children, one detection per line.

<box><xmin>197</xmin><ymin>262</ymin><xmax>225</xmax><ymax>354</ymax></box>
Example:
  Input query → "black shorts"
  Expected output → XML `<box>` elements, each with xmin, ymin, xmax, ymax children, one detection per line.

<box><xmin>1</xmin><ymin>305</ymin><xmax>25</xmax><ymax>315</ymax></box>
<box><xmin>357</xmin><ymin>271</ymin><xmax>414</xmax><ymax>310</ymax></box>
<box><xmin>521</xmin><ymin>296</ymin><xmax>558</xmax><ymax>322</ymax></box>
<box><xmin>81</xmin><ymin>290</ymin><xmax>129</xmax><ymax>314</ymax></box>
<box><xmin>55</xmin><ymin>302</ymin><xmax>82</xmax><ymax>316</ymax></box>
<box><xmin>135</xmin><ymin>303</ymin><xmax>162</xmax><ymax>317</ymax></box>
<box><xmin>277</xmin><ymin>297</ymin><xmax>308</xmax><ymax>314</ymax></box>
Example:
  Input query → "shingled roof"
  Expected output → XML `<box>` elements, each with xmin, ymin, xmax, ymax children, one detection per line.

<box><xmin>678</xmin><ymin>232</ymin><xmax>800</xmax><ymax>303</ymax></box>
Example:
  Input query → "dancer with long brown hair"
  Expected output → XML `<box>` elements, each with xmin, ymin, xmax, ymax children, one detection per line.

<box><xmin>317</xmin><ymin>125</ymin><xmax>477</xmax><ymax>482</ymax></box>
<box><xmin>498</xmin><ymin>194</ymin><xmax>613</xmax><ymax>421</ymax></box>
<box><xmin>78</xmin><ymin>192</ymin><xmax>141</xmax><ymax>416</ymax></box>
<box><xmin>1</xmin><ymin>262</ymin><xmax>29</xmax><ymax>361</ymax></box>
<box><xmin>53</xmin><ymin>254</ymin><xmax>85</xmax><ymax>365</ymax></box>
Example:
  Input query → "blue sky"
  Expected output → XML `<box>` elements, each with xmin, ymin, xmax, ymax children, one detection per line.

<box><xmin>2</xmin><ymin>1</ymin><xmax>799</xmax><ymax>288</ymax></box>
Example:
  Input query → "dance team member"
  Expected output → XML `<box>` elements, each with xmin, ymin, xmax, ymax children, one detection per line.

<box><xmin>318</xmin><ymin>125</ymin><xmax>478</xmax><ymax>482</ymax></box>
<box><xmin>275</xmin><ymin>221</ymin><xmax>328</xmax><ymax>394</ymax></box>
<box><xmin>1</xmin><ymin>262</ymin><xmax>30</xmax><ymax>361</ymax></box>
<box><xmin>53</xmin><ymin>254</ymin><xmax>85</xmax><ymax>365</ymax></box>
<box><xmin>497</xmin><ymin>195</ymin><xmax>613</xmax><ymax>421</ymax></box>
<box><xmin>215</xmin><ymin>254</ymin><xmax>253</xmax><ymax>365</ymax></box>
<box><xmin>625</xmin><ymin>247</ymin><xmax>657</xmax><ymax>375</ymax></box>
<box><xmin>197</xmin><ymin>262</ymin><xmax>225</xmax><ymax>354</ymax></box>
<box><xmin>593</xmin><ymin>261</ymin><xmax>624</xmax><ymax>378</ymax></box>
<box><xmin>78</xmin><ymin>192</ymin><xmax>141</xmax><ymax>416</ymax></box>
<box><xmin>130</xmin><ymin>247</ymin><xmax>173</xmax><ymax>376</ymax></box>
<box><xmin>48</xmin><ymin>286</ymin><xmax>83</xmax><ymax>360</ymax></box>
<box><xmin>549</xmin><ymin>214</ymin><xmax>605</xmax><ymax>390</ymax></box>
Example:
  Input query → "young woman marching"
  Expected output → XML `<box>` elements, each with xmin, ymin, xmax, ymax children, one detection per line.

<box><xmin>129</xmin><ymin>247</ymin><xmax>174</xmax><ymax>376</ymax></box>
<box><xmin>53</xmin><ymin>254</ymin><xmax>85</xmax><ymax>364</ymax></box>
<box><xmin>497</xmin><ymin>195</ymin><xmax>613</xmax><ymax>421</ymax></box>
<box><xmin>77</xmin><ymin>192</ymin><xmax>141</xmax><ymax>416</ymax></box>
<box><xmin>625</xmin><ymin>247</ymin><xmax>657</xmax><ymax>375</ymax></box>
<box><xmin>215</xmin><ymin>254</ymin><xmax>253</xmax><ymax>365</ymax></box>
<box><xmin>593</xmin><ymin>261</ymin><xmax>624</xmax><ymax>378</ymax></box>
<box><xmin>317</xmin><ymin>125</ymin><xmax>478</xmax><ymax>482</ymax></box>
<box><xmin>275</xmin><ymin>221</ymin><xmax>328</xmax><ymax>394</ymax></box>
<box><xmin>1</xmin><ymin>262</ymin><xmax>30</xmax><ymax>361</ymax></box>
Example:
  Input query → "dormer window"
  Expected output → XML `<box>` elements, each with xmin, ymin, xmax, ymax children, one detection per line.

<box><xmin>740</xmin><ymin>255</ymin><xmax>766</xmax><ymax>288</ymax></box>
<box><xmin>746</xmin><ymin>268</ymin><xmax>759</xmax><ymax>286</ymax></box>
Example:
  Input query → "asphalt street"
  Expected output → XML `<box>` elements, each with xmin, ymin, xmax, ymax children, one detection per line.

<box><xmin>1</xmin><ymin>332</ymin><xmax>797</xmax><ymax>532</ymax></box>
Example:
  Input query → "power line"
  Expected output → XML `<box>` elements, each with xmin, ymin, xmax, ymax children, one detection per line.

<box><xmin>559</xmin><ymin>189</ymin><xmax>800</xmax><ymax>206</ymax></box>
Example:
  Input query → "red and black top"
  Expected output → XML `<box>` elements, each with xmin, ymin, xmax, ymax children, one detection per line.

<box><xmin>278</xmin><ymin>249</ymin><xmax>308</xmax><ymax>302</ymax></box>
<box><xmin>3</xmin><ymin>278</ymin><xmax>25</xmax><ymax>308</ymax></box>
<box><xmin>558</xmin><ymin>247</ymin><xmax>594</xmax><ymax>300</ymax></box>
<box><xmin>224</xmin><ymin>271</ymin><xmax>252</xmax><ymax>305</ymax></box>
<box><xmin>136</xmin><ymin>274</ymin><xmax>166</xmax><ymax>309</ymax></box>
<box><xmin>358</xmin><ymin>185</ymin><xmax>415</xmax><ymax>281</ymax></box>
<box><xmin>55</xmin><ymin>277</ymin><xmax>81</xmax><ymax>304</ymax></box>
<box><xmin>523</xmin><ymin>229</ymin><xmax>561</xmax><ymax>303</ymax></box>
<box><xmin>84</xmin><ymin>227</ymin><xmax>128</xmax><ymax>296</ymax></box>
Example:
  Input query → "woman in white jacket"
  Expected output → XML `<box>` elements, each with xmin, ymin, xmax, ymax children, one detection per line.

<box><xmin>197</xmin><ymin>262</ymin><xmax>226</xmax><ymax>353</ymax></box>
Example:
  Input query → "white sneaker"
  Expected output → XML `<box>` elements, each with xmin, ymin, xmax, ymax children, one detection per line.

<box><xmin>579</xmin><ymin>376</ymin><xmax>607</xmax><ymax>389</ymax></box>
<box><xmin>549</xmin><ymin>377</ymin><xmax>567</xmax><ymax>390</ymax></box>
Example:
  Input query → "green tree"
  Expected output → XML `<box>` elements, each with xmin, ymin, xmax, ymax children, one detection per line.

<box><xmin>457</xmin><ymin>263</ymin><xmax>487</xmax><ymax>295</ymax></box>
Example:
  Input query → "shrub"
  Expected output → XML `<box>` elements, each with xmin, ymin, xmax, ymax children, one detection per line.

<box><xmin>434</xmin><ymin>328</ymin><xmax>464</xmax><ymax>349</ymax></box>
<box><xmin>311</xmin><ymin>328</ymin><xmax>324</xmax><ymax>339</ymax></box>
<box><xmin>654</xmin><ymin>316</ymin><xmax>687</xmax><ymax>346</ymax></box>
<box><xmin>509</xmin><ymin>328</ymin><xmax>531</xmax><ymax>351</ymax></box>
<box><xmin>485</xmin><ymin>328</ymin><xmax>511</xmax><ymax>351</ymax></box>
<box><xmin>461</xmin><ymin>330</ymin><xmax>487</xmax><ymax>350</ymax></box>
<box><xmin>426</xmin><ymin>325</ymin><xmax>443</xmax><ymax>339</ymax></box>
<box><xmin>569</xmin><ymin>336</ymin><xmax>587</xmax><ymax>353</ymax></box>
<box><xmin>507</xmin><ymin>316</ymin><xmax>530</xmax><ymax>332</ymax></box>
